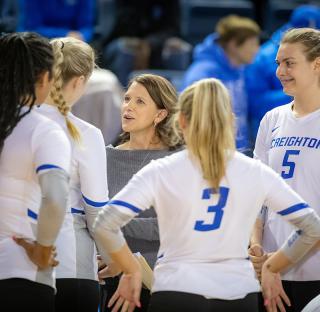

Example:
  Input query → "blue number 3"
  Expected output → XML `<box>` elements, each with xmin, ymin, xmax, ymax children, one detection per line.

<box><xmin>194</xmin><ymin>187</ymin><xmax>229</xmax><ymax>232</ymax></box>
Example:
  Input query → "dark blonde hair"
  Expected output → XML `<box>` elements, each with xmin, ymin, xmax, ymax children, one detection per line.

<box><xmin>179</xmin><ymin>78</ymin><xmax>235</xmax><ymax>189</ymax></box>
<box><xmin>281</xmin><ymin>27</ymin><xmax>320</xmax><ymax>61</ymax></box>
<box><xmin>121</xmin><ymin>74</ymin><xmax>184</xmax><ymax>149</ymax></box>
<box><xmin>216</xmin><ymin>15</ymin><xmax>260</xmax><ymax>48</ymax></box>
<box><xmin>50</xmin><ymin>37</ymin><xmax>95</xmax><ymax>143</ymax></box>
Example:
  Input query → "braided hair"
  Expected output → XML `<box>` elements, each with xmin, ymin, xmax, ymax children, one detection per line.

<box><xmin>50</xmin><ymin>37</ymin><xmax>95</xmax><ymax>143</ymax></box>
<box><xmin>0</xmin><ymin>32</ymin><xmax>54</xmax><ymax>153</ymax></box>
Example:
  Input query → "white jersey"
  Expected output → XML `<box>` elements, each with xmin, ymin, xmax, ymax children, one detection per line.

<box><xmin>108</xmin><ymin>149</ymin><xmax>312</xmax><ymax>299</ymax></box>
<box><xmin>37</xmin><ymin>104</ymin><xmax>109</xmax><ymax>280</ymax></box>
<box><xmin>0</xmin><ymin>108</ymin><xmax>71</xmax><ymax>288</ymax></box>
<box><xmin>254</xmin><ymin>103</ymin><xmax>320</xmax><ymax>281</ymax></box>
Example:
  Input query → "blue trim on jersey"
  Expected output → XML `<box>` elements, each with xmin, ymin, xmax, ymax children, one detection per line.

<box><xmin>108</xmin><ymin>200</ymin><xmax>142</xmax><ymax>213</ymax></box>
<box><xmin>157</xmin><ymin>253</ymin><xmax>164</xmax><ymax>259</ymax></box>
<box><xmin>27</xmin><ymin>209</ymin><xmax>38</xmax><ymax>220</ymax></box>
<box><xmin>71</xmin><ymin>207</ymin><xmax>85</xmax><ymax>215</ymax></box>
<box><xmin>36</xmin><ymin>164</ymin><xmax>62</xmax><ymax>173</ymax></box>
<box><xmin>277</xmin><ymin>203</ymin><xmax>309</xmax><ymax>216</ymax></box>
<box><xmin>82</xmin><ymin>194</ymin><xmax>108</xmax><ymax>208</ymax></box>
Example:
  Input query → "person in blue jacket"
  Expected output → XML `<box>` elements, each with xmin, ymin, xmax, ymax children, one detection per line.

<box><xmin>182</xmin><ymin>15</ymin><xmax>260</xmax><ymax>152</ymax></box>
<box><xmin>18</xmin><ymin>0</ymin><xmax>95</xmax><ymax>42</ymax></box>
<box><xmin>246</xmin><ymin>5</ymin><xmax>320</xmax><ymax>140</ymax></box>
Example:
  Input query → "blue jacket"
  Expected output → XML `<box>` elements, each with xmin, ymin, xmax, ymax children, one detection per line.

<box><xmin>246</xmin><ymin>5</ymin><xmax>320</xmax><ymax>139</ymax></box>
<box><xmin>18</xmin><ymin>0</ymin><xmax>95</xmax><ymax>42</ymax></box>
<box><xmin>182</xmin><ymin>34</ymin><xmax>250</xmax><ymax>150</ymax></box>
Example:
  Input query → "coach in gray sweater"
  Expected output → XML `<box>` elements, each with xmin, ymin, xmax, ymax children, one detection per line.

<box><xmin>100</xmin><ymin>74</ymin><xmax>184</xmax><ymax>312</ymax></box>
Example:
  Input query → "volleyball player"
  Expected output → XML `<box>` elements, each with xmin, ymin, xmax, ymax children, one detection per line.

<box><xmin>36</xmin><ymin>37</ymin><xmax>109</xmax><ymax>312</ymax></box>
<box><xmin>92</xmin><ymin>78</ymin><xmax>320</xmax><ymax>312</ymax></box>
<box><xmin>0</xmin><ymin>32</ymin><xmax>71</xmax><ymax>312</ymax></box>
<box><xmin>251</xmin><ymin>28</ymin><xmax>320</xmax><ymax>312</ymax></box>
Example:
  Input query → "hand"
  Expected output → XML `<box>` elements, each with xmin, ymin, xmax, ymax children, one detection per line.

<box><xmin>248</xmin><ymin>244</ymin><xmax>268</xmax><ymax>280</ymax></box>
<box><xmin>261</xmin><ymin>264</ymin><xmax>291</xmax><ymax>312</ymax></box>
<box><xmin>13</xmin><ymin>237</ymin><xmax>58</xmax><ymax>270</ymax></box>
<box><xmin>108</xmin><ymin>271</ymin><xmax>142</xmax><ymax>312</ymax></box>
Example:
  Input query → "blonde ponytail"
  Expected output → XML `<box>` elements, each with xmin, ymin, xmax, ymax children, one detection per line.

<box><xmin>179</xmin><ymin>78</ymin><xmax>235</xmax><ymax>189</ymax></box>
<box><xmin>50</xmin><ymin>37</ymin><xmax>95</xmax><ymax>143</ymax></box>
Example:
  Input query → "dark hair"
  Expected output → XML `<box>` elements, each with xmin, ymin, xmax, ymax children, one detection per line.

<box><xmin>0</xmin><ymin>32</ymin><xmax>54</xmax><ymax>152</ymax></box>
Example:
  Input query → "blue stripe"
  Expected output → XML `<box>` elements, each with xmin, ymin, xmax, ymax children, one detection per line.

<box><xmin>277</xmin><ymin>203</ymin><xmax>309</xmax><ymax>216</ymax></box>
<box><xmin>71</xmin><ymin>207</ymin><xmax>85</xmax><ymax>215</ymax></box>
<box><xmin>36</xmin><ymin>164</ymin><xmax>62</xmax><ymax>173</ymax></box>
<box><xmin>108</xmin><ymin>200</ymin><xmax>142</xmax><ymax>213</ymax></box>
<box><xmin>157</xmin><ymin>253</ymin><xmax>164</xmax><ymax>259</ymax></box>
<box><xmin>27</xmin><ymin>209</ymin><xmax>38</xmax><ymax>220</ymax></box>
<box><xmin>82</xmin><ymin>194</ymin><xmax>108</xmax><ymax>208</ymax></box>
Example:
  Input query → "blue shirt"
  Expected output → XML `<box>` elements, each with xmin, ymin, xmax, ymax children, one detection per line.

<box><xmin>182</xmin><ymin>34</ymin><xmax>250</xmax><ymax>150</ymax></box>
<box><xmin>18</xmin><ymin>0</ymin><xmax>95</xmax><ymax>42</ymax></box>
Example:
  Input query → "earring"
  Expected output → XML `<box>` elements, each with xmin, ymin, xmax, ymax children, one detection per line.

<box><xmin>153</xmin><ymin>120</ymin><xmax>157</xmax><ymax>128</ymax></box>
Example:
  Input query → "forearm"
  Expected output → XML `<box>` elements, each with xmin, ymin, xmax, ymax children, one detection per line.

<box><xmin>263</xmin><ymin>250</ymin><xmax>292</xmax><ymax>273</ymax></box>
<box><xmin>93</xmin><ymin>206</ymin><xmax>133</xmax><ymax>264</ymax></box>
<box><xmin>111</xmin><ymin>244</ymin><xmax>141</xmax><ymax>274</ymax></box>
<box><xmin>250</xmin><ymin>218</ymin><xmax>264</xmax><ymax>247</ymax></box>
<box><xmin>37</xmin><ymin>170</ymin><xmax>69</xmax><ymax>246</ymax></box>
<box><xmin>281</xmin><ymin>211</ymin><xmax>320</xmax><ymax>263</ymax></box>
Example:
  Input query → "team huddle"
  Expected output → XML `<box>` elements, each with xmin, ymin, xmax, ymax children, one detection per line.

<box><xmin>0</xmin><ymin>27</ymin><xmax>320</xmax><ymax>312</ymax></box>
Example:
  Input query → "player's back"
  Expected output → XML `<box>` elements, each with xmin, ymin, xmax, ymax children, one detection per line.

<box><xmin>148</xmin><ymin>149</ymin><xmax>298</xmax><ymax>299</ymax></box>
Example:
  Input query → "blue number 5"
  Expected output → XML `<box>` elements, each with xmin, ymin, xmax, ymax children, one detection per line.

<box><xmin>281</xmin><ymin>150</ymin><xmax>300</xmax><ymax>179</ymax></box>
<box><xmin>194</xmin><ymin>187</ymin><xmax>229</xmax><ymax>232</ymax></box>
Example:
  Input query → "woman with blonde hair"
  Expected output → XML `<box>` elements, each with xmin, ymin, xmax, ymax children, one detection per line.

<box><xmin>93</xmin><ymin>77</ymin><xmax>320</xmax><ymax>312</ymax></box>
<box><xmin>99</xmin><ymin>73</ymin><xmax>183</xmax><ymax>312</ymax></box>
<box><xmin>251</xmin><ymin>27</ymin><xmax>320</xmax><ymax>311</ymax></box>
<box><xmin>36</xmin><ymin>37</ymin><xmax>109</xmax><ymax>312</ymax></box>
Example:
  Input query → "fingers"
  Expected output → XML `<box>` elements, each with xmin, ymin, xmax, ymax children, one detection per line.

<box><xmin>275</xmin><ymin>295</ymin><xmax>286</xmax><ymax>312</ymax></box>
<box><xmin>120</xmin><ymin>300</ymin><xmax>130</xmax><ymax>312</ymax></box>
<box><xmin>12</xmin><ymin>237</ymin><xmax>32</xmax><ymax>252</ymax></box>
<box><xmin>280</xmin><ymin>287</ymin><xmax>291</xmax><ymax>307</ymax></box>
<box><xmin>108</xmin><ymin>291</ymin><xmax>120</xmax><ymax>308</ymax></box>
<box><xmin>111</xmin><ymin>297</ymin><xmax>125</xmax><ymax>312</ymax></box>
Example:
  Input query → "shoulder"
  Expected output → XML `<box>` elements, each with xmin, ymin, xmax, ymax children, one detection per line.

<box><xmin>229</xmin><ymin>151</ymin><xmax>276</xmax><ymax>179</ymax></box>
<box><xmin>150</xmin><ymin>149</ymin><xmax>188</xmax><ymax>169</ymax></box>
<box><xmin>68</xmin><ymin>112</ymin><xmax>104</xmax><ymax>139</ymax></box>
<box><xmin>261</xmin><ymin>103</ymin><xmax>292</xmax><ymax>128</ymax></box>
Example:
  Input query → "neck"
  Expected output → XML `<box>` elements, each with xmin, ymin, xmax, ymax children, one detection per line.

<box><xmin>224</xmin><ymin>49</ymin><xmax>241</xmax><ymax>67</ymax></box>
<box><xmin>123</xmin><ymin>131</ymin><xmax>166</xmax><ymax>150</ymax></box>
<box><xmin>293</xmin><ymin>88</ymin><xmax>320</xmax><ymax>117</ymax></box>
<box><xmin>44</xmin><ymin>96</ymin><xmax>57</xmax><ymax>107</ymax></box>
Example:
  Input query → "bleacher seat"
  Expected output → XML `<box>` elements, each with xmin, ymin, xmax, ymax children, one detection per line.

<box><xmin>180</xmin><ymin>0</ymin><xmax>255</xmax><ymax>45</ymax></box>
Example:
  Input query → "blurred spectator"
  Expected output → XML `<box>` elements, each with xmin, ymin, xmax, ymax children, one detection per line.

<box><xmin>0</xmin><ymin>0</ymin><xmax>18</xmax><ymax>32</ymax></box>
<box><xmin>18</xmin><ymin>0</ymin><xmax>95</xmax><ymax>42</ymax></box>
<box><xmin>73</xmin><ymin>68</ymin><xmax>123</xmax><ymax>145</ymax></box>
<box><xmin>100</xmin><ymin>0</ymin><xmax>191</xmax><ymax>86</ymax></box>
<box><xmin>181</xmin><ymin>15</ymin><xmax>260</xmax><ymax>152</ymax></box>
<box><xmin>246</xmin><ymin>5</ymin><xmax>320</xmax><ymax>140</ymax></box>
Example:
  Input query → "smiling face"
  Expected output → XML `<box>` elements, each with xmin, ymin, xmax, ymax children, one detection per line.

<box><xmin>121</xmin><ymin>81</ymin><xmax>166</xmax><ymax>135</ymax></box>
<box><xmin>276</xmin><ymin>42</ymin><xmax>320</xmax><ymax>97</ymax></box>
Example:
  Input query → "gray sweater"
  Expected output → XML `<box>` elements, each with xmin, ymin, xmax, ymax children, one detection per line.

<box><xmin>106</xmin><ymin>145</ymin><xmax>180</xmax><ymax>267</ymax></box>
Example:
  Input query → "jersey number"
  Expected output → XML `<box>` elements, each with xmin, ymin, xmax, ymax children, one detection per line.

<box><xmin>281</xmin><ymin>150</ymin><xmax>300</xmax><ymax>179</ymax></box>
<box><xmin>194</xmin><ymin>187</ymin><xmax>229</xmax><ymax>232</ymax></box>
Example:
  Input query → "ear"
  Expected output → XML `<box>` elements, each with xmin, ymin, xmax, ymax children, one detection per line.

<box><xmin>155</xmin><ymin>109</ymin><xmax>168</xmax><ymax>124</ymax></box>
<box><xmin>37</xmin><ymin>71</ymin><xmax>51</xmax><ymax>87</ymax></box>
<box><xmin>71</xmin><ymin>75</ymin><xmax>85</xmax><ymax>89</ymax></box>
<box><xmin>313</xmin><ymin>57</ymin><xmax>320</xmax><ymax>71</ymax></box>
<box><xmin>178</xmin><ymin>112</ymin><xmax>187</xmax><ymax>130</ymax></box>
